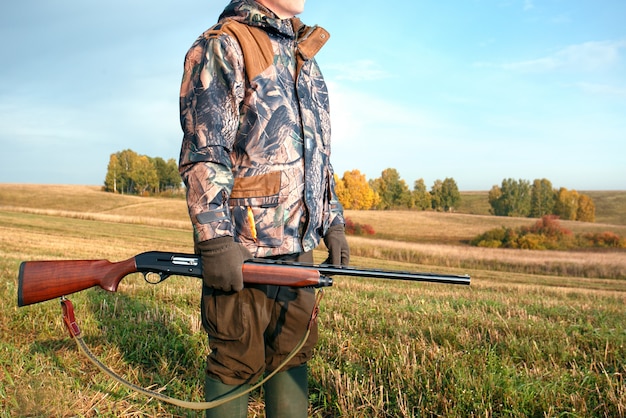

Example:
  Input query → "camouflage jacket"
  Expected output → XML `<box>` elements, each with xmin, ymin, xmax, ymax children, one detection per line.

<box><xmin>178</xmin><ymin>0</ymin><xmax>344</xmax><ymax>257</ymax></box>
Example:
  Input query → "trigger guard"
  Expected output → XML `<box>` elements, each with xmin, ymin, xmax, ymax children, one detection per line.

<box><xmin>144</xmin><ymin>272</ymin><xmax>165</xmax><ymax>284</ymax></box>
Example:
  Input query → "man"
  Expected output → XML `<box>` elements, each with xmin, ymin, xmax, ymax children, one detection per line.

<box><xmin>178</xmin><ymin>0</ymin><xmax>349</xmax><ymax>416</ymax></box>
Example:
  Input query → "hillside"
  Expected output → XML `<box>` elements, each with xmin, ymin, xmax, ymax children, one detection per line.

<box><xmin>456</xmin><ymin>190</ymin><xmax>626</xmax><ymax>226</ymax></box>
<box><xmin>0</xmin><ymin>184</ymin><xmax>188</xmax><ymax>222</ymax></box>
<box><xmin>1</xmin><ymin>184</ymin><xmax>625</xmax><ymax>245</ymax></box>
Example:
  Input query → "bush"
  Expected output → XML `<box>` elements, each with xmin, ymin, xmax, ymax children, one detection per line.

<box><xmin>470</xmin><ymin>216</ymin><xmax>624</xmax><ymax>251</ymax></box>
<box><xmin>579</xmin><ymin>231</ymin><xmax>626</xmax><ymax>248</ymax></box>
<box><xmin>522</xmin><ymin>215</ymin><xmax>571</xmax><ymax>239</ymax></box>
<box><xmin>344</xmin><ymin>217</ymin><xmax>375</xmax><ymax>236</ymax></box>
<box><xmin>471</xmin><ymin>227</ymin><xmax>506</xmax><ymax>247</ymax></box>
<box><xmin>470</xmin><ymin>226</ymin><xmax>519</xmax><ymax>248</ymax></box>
<box><xmin>517</xmin><ymin>233</ymin><xmax>546</xmax><ymax>250</ymax></box>
<box><xmin>474</xmin><ymin>239</ymin><xmax>503</xmax><ymax>248</ymax></box>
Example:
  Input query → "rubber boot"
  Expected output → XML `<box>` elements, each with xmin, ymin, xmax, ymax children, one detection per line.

<box><xmin>263</xmin><ymin>363</ymin><xmax>309</xmax><ymax>418</ymax></box>
<box><xmin>204</xmin><ymin>375</ymin><xmax>250</xmax><ymax>418</ymax></box>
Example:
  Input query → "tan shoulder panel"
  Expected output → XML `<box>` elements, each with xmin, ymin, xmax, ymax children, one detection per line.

<box><xmin>205</xmin><ymin>20</ymin><xmax>274</xmax><ymax>81</ymax></box>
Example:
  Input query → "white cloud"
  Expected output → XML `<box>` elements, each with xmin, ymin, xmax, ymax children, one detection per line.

<box><xmin>551</xmin><ymin>14</ymin><xmax>572</xmax><ymax>24</ymax></box>
<box><xmin>575</xmin><ymin>82</ymin><xmax>626</xmax><ymax>98</ymax></box>
<box><xmin>523</xmin><ymin>0</ymin><xmax>534</xmax><ymax>11</ymax></box>
<box><xmin>325</xmin><ymin>60</ymin><xmax>392</xmax><ymax>82</ymax></box>
<box><xmin>501</xmin><ymin>56</ymin><xmax>557</xmax><ymax>72</ymax></box>
<box><xmin>327</xmin><ymin>81</ymin><xmax>448</xmax><ymax>146</ymax></box>
<box><xmin>479</xmin><ymin>40</ymin><xmax>626</xmax><ymax>73</ymax></box>
<box><xmin>554</xmin><ymin>40</ymin><xmax>626</xmax><ymax>71</ymax></box>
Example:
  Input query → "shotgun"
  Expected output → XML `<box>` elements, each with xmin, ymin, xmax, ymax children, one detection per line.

<box><xmin>17</xmin><ymin>251</ymin><xmax>470</xmax><ymax>307</ymax></box>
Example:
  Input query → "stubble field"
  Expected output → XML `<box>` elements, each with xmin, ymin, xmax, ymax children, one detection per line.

<box><xmin>0</xmin><ymin>184</ymin><xmax>624</xmax><ymax>417</ymax></box>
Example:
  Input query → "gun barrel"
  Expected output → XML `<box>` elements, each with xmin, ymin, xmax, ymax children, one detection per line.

<box><xmin>246</xmin><ymin>259</ymin><xmax>471</xmax><ymax>286</ymax></box>
<box><xmin>323</xmin><ymin>265</ymin><xmax>470</xmax><ymax>285</ymax></box>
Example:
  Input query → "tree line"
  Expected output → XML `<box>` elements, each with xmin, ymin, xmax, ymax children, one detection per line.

<box><xmin>488</xmin><ymin>178</ymin><xmax>595</xmax><ymax>222</ymax></box>
<box><xmin>102</xmin><ymin>150</ymin><xmax>595</xmax><ymax>222</ymax></box>
<box><xmin>335</xmin><ymin>168</ymin><xmax>461</xmax><ymax>212</ymax></box>
<box><xmin>103</xmin><ymin>149</ymin><xmax>182</xmax><ymax>196</ymax></box>
<box><xmin>335</xmin><ymin>169</ymin><xmax>595</xmax><ymax>222</ymax></box>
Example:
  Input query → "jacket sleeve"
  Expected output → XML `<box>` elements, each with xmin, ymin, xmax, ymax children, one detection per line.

<box><xmin>327</xmin><ymin>163</ymin><xmax>345</xmax><ymax>230</ymax></box>
<box><xmin>178</xmin><ymin>32</ymin><xmax>245</xmax><ymax>243</ymax></box>
<box><xmin>323</xmin><ymin>163</ymin><xmax>346</xmax><ymax>232</ymax></box>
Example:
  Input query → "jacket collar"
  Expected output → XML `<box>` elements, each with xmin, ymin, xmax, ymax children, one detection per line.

<box><xmin>220</xmin><ymin>0</ymin><xmax>330</xmax><ymax>61</ymax></box>
<box><xmin>220</xmin><ymin>0</ymin><xmax>296</xmax><ymax>38</ymax></box>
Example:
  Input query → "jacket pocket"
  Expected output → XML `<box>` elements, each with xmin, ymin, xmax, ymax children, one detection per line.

<box><xmin>229</xmin><ymin>171</ymin><xmax>284</xmax><ymax>247</ymax></box>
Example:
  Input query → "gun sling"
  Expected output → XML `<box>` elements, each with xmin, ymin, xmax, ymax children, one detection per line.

<box><xmin>59</xmin><ymin>289</ymin><xmax>324</xmax><ymax>410</ymax></box>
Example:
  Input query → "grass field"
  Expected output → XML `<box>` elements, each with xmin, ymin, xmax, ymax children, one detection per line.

<box><xmin>0</xmin><ymin>184</ymin><xmax>624</xmax><ymax>417</ymax></box>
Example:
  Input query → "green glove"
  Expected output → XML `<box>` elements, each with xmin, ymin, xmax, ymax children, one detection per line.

<box><xmin>196</xmin><ymin>236</ymin><xmax>252</xmax><ymax>292</ymax></box>
<box><xmin>323</xmin><ymin>224</ymin><xmax>350</xmax><ymax>266</ymax></box>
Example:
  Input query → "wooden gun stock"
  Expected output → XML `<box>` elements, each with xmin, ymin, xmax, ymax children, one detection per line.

<box><xmin>18</xmin><ymin>258</ymin><xmax>137</xmax><ymax>307</ymax></box>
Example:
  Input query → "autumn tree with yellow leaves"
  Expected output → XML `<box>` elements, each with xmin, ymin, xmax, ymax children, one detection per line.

<box><xmin>335</xmin><ymin>170</ymin><xmax>380</xmax><ymax>210</ymax></box>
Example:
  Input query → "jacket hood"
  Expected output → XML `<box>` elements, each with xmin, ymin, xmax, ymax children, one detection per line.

<box><xmin>219</xmin><ymin>0</ymin><xmax>296</xmax><ymax>38</ymax></box>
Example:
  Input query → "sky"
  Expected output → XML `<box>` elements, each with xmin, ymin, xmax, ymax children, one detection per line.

<box><xmin>1</xmin><ymin>0</ymin><xmax>625</xmax><ymax>191</ymax></box>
